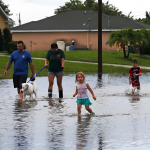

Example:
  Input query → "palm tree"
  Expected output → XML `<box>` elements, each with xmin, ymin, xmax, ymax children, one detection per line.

<box><xmin>109</xmin><ymin>28</ymin><xmax>136</xmax><ymax>58</ymax></box>
<box><xmin>146</xmin><ymin>11</ymin><xmax>150</xmax><ymax>23</ymax></box>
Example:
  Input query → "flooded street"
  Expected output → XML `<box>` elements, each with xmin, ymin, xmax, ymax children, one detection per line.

<box><xmin>0</xmin><ymin>73</ymin><xmax>150</xmax><ymax>150</ymax></box>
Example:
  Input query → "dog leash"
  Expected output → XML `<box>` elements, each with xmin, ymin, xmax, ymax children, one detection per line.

<box><xmin>27</xmin><ymin>66</ymin><xmax>46</xmax><ymax>83</ymax></box>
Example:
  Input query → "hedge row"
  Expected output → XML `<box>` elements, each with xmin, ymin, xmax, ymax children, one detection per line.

<box><xmin>0</xmin><ymin>28</ymin><xmax>26</xmax><ymax>53</ymax></box>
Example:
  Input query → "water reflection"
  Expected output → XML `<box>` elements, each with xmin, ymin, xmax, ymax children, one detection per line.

<box><xmin>76</xmin><ymin>115</ymin><xmax>92</xmax><ymax>150</ymax></box>
<box><xmin>0</xmin><ymin>79</ymin><xmax>8</xmax><ymax>87</ymax></box>
<box><xmin>47</xmin><ymin>99</ymin><xmax>65</xmax><ymax>149</ymax></box>
<box><xmin>0</xmin><ymin>74</ymin><xmax>150</xmax><ymax>149</ymax></box>
<box><xmin>96</xmin><ymin>73</ymin><xmax>103</xmax><ymax>88</ymax></box>
<box><xmin>129</xmin><ymin>96</ymin><xmax>140</xmax><ymax>103</ymax></box>
<box><xmin>98</xmin><ymin>136</ymin><xmax>103</xmax><ymax>150</ymax></box>
<box><xmin>13</xmin><ymin>100</ymin><xmax>37</xmax><ymax>150</ymax></box>
<box><xmin>48</xmin><ymin>99</ymin><xmax>63</xmax><ymax>108</ymax></box>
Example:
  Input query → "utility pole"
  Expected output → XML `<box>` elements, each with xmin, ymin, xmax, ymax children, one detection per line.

<box><xmin>19</xmin><ymin>13</ymin><xmax>21</xmax><ymax>25</ymax></box>
<box><xmin>98</xmin><ymin>0</ymin><xmax>102</xmax><ymax>74</ymax></box>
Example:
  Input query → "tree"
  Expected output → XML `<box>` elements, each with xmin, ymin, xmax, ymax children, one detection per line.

<box><xmin>121</xmin><ymin>28</ymin><xmax>136</xmax><ymax>58</ymax></box>
<box><xmin>145</xmin><ymin>11</ymin><xmax>150</xmax><ymax>24</ymax></box>
<box><xmin>109</xmin><ymin>28</ymin><xmax>150</xmax><ymax>58</ymax></box>
<box><xmin>91</xmin><ymin>2</ymin><xmax>98</xmax><ymax>11</ymax></box>
<box><xmin>54</xmin><ymin>0</ymin><xmax>129</xmax><ymax>17</ymax></box>
<box><xmin>135</xmin><ymin>28</ymin><xmax>150</xmax><ymax>55</ymax></box>
<box><xmin>126</xmin><ymin>11</ymin><xmax>134</xmax><ymax>19</ymax></box>
<box><xmin>136</xmin><ymin>11</ymin><xmax>150</xmax><ymax>25</ymax></box>
<box><xmin>109</xmin><ymin>30</ymin><xmax>128</xmax><ymax>58</ymax></box>
<box><xmin>7</xmin><ymin>41</ymin><xmax>26</xmax><ymax>53</ymax></box>
<box><xmin>101</xmin><ymin>1</ymin><xmax>125</xmax><ymax>16</ymax></box>
<box><xmin>0</xmin><ymin>29</ymin><xmax>4</xmax><ymax>51</ymax></box>
<box><xmin>109</xmin><ymin>28</ymin><xmax>136</xmax><ymax>58</ymax></box>
<box><xmin>54</xmin><ymin>0</ymin><xmax>84</xmax><ymax>14</ymax></box>
<box><xmin>3</xmin><ymin>28</ymin><xmax>12</xmax><ymax>50</ymax></box>
<box><xmin>0</xmin><ymin>1</ymin><xmax>14</xmax><ymax>27</ymax></box>
<box><xmin>0</xmin><ymin>0</ymin><xmax>12</xmax><ymax>16</ymax></box>
<box><xmin>84</xmin><ymin>0</ymin><xmax>96</xmax><ymax>9</ymax></box>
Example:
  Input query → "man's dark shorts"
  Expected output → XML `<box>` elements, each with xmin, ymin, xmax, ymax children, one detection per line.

<box><xmin>13</xmin><ymin>74</ymin><xmax>28</xmax><ymax>88</ymax></box>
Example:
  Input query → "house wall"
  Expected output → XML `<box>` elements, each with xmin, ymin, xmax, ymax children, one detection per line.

<box><xmin>0</xmin><ymin>14</ymin><xmax>8</xmax><ymax>31</ymax></box>
<box><xmin>12</xmin><ymin>31</ymin><xmax>116</xmax><ymax>51</ymax></box>
<box><xmin>102</xmin><ymin>31</ymin><xmax>117</xmax><ymax>51</ymax></box>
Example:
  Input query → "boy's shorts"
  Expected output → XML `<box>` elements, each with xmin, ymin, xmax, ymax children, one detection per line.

<box><xmin>132</xmin><ymin>81</ymin><xmax>140</xmax><ymax>89</ymax></box>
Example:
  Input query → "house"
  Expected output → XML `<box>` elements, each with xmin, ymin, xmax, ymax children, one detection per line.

<box><xmin>10</xmin><ymin>10</ymin><xmax>150</xmax><ymax>51</ymax></box>
<box><xmin>0</xmin><ymin>6</ymin><xmax>9</xmax><ymax>30</ymax></box>
<box><xmin>0</xmin><ymin>6</ymin><xmax>14</xmax><ymax>31</ymax></box>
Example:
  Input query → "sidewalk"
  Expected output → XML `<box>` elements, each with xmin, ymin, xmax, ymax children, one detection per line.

<box><xmin>1</xmin><ymin>53</ymin><xmax>150</xmax><ymax>70</ymax></box>
<box><xmin>0</xmin><ymin>53</ymin><xmax>8</xmax><ymax>56</ymax></box>
<box><xmin>64</xmin><ymin>60</ymin><xmax>150</xmax><ymax>70</ymax></box>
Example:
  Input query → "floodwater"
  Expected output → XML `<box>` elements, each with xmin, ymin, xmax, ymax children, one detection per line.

<box><xmin>0</xmin><ymin>73</ymin><xmax>150</xmax><ymax>150</ymax></box>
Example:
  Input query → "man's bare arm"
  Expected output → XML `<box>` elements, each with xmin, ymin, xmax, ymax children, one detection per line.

<box><xmin>4</xmin><ymin>61</ymin><xmax>12</xmax><ymax>76</ymax></box>
<box><xmin>5</xmin><ymin>61</ymin><xmax>12</xmax><ymax>71</ymax></box>
<box><xmin>29</xmin><ymin>62</ymin><xmax>35</xmax><ymax>76</ymax></box>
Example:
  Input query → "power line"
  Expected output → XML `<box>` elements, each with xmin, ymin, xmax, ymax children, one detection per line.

<box><xmin>9</xmin><ymin>0</ymin><xmax>32</xmax><ymax>6</ymax></box>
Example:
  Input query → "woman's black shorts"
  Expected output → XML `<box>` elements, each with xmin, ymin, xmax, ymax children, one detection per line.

<box><xmin>13</xmin><ymin>74</ymin><xmax>28</xmax><ymax>88</ymax></box>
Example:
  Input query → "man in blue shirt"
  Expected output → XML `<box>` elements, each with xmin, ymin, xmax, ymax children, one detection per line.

<box><xmin>4</xmin><ymin>41</ymin><xmax>35</xmax><ymax>100</ymax></box>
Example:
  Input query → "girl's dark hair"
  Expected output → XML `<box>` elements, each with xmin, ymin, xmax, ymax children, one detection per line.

<box><xmin>132</xmin><ymin>59</ymin><xmax>138</xmax><ymax>64</ymax></box>
<box><xmin>75</xmin><ymin>72</ymin><xmax>85</xmax><ymax>82</ymax></box>
<box><xmin>51</xmin><ymin>43</ymin><xmax>58</xmax><ymax>48</ymax></box>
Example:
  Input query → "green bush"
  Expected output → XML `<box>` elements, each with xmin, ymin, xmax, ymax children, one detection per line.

<box><xmin>7</xmin><ymin>41</ymin><xmax>26</xmax><ymax>53</ymax></box>
<box><xmin>0</xmin><ymin>29</ymin><xmax>4</xmax><ymax>51</ymax></box>
<box><xmin>3</xmin><ymin>28</ymin><xmax>12</xmax><ymax>50</ymax></box>
<box><xmin>141</xmin><ymin>43</ymin><xmax>150</xmax><ymax>54</ymax></box>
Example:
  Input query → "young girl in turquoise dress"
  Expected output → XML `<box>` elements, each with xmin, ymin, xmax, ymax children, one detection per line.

<box><xmin>73</xmin><ymin>72</ymin><xmax>96</xmax><ymax>115</ymax></box>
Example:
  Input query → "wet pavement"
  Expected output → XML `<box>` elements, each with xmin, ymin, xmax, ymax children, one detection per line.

<box><xmin>0</xmin><ymin>73</ymin><xmax>150</xmax><ymax>150</ymax></box>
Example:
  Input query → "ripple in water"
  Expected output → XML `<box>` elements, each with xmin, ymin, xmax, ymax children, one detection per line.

<box><xmin>1</xmin><ymin>73</ymin><xmax>150</xmax><ymax>149</ymax></box>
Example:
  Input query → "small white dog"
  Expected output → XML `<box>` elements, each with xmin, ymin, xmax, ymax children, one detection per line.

<box><xmin>20</xmin><ymin>76</ymin><xmax>37</xmax><ymax>100</ymax></box>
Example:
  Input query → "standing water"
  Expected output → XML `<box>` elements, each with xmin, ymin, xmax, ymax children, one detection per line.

<box><xmin>0</xmin><ymin>73</ymin><xmax>150</xmax><ymax>150</ymax></box>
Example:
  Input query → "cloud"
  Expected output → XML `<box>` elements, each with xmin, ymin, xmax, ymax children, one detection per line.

<box><xmin>5</xmin><ymin>0</ymin><xmax>72</xmax><ymax>25</ymax></box>
<box><xmin>102</xmin><ymin>0</ymin><xmax>149</xmax><ymax>19</ymax></box>
<box><xmin>6</xmin><ymin>0</ymin><xmax>64</xmax><ymax>25</ymax></box>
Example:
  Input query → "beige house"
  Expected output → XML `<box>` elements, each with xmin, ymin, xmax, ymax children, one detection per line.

<box><xmin>0</xmin><ymin>6</ymin><xmax>14</xmax><ymax>31</ymax></box>
<box><xmin>0</xmin><ymin>6</ymin><xmax>9</xmax><ymax>30</ymax></box>
<box><xmin>10</xmin><ymin>10</ymin><xmax>150</xmax><ymax>51</ymax></box>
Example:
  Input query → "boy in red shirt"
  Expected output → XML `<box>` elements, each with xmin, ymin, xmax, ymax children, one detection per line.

<box><xmin>129</xmin><ymin>59</ymin><xmax>142</xmax><ymax>94</ymax></box>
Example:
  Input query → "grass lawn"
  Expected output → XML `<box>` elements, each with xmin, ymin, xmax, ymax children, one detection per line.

<box><xmin>0</xmin><ymin>51</ymin><xmax>7</xmax><ymax>53</ymax></box>
<box><xmin>27</xmin><ymin>50</ymin><xmax>150</xmax><ymax>67</ymax></box>
<box><xmin>1</xmin><ymin>56</ymin><xmax>150</xmax><ymax>79</ymax></box>
<box><xmin>3</xmin><ymin>50</ymin><xmax>150</xmax><ymax>67</ymax></box>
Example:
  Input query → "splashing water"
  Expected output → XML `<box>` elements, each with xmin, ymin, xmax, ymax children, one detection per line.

<box><xmin>125</xmin><ymin>86</ymin><xmax>140</xmax><ymax>96</ymax></box>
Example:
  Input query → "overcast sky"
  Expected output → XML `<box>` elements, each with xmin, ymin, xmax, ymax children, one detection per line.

<box><xmin>4</xmin><ymin>0</ymin><xmax>150</xmax><ymax>26</ymax></box>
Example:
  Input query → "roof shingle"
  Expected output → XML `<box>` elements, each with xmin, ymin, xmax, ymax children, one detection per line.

<box><xmin>10</xmin><ymin>10</ymin><xmax>150</xmax><ymax>31</ymax></box>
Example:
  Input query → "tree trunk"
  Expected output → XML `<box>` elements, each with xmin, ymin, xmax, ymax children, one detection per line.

<box><xmin>127</xmin><ymin>47</ymin><xmax>131</xmax><ymax>58</ymax></box>
<box><xmin>122</xmin><ymin>42</ymin><xmax>128</xmax><ymax>58</ymax></box>
<box><xmin>123</xmin><ymin>45</ymin><xmax>127</xmax><ymax>58</ymax></box>
<box><xmin>139</xmin><ymin>47</ymin><xmax>142</xmax><ymax>56</ymax></box>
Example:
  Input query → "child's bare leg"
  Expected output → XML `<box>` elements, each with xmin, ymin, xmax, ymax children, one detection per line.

<box><xmin>85</xmin><ymin>106</ymin><xmax>92</xmax><ymax>114</ymax></box>
<box><xmin>132</xmin><ymin>88</ymin><xmax>135</xmax><ymax>94</ymax></box>
<box><xmin>77</xmin><ymin>103</ymin><xmax>82</xmax><ymax>115</ymax></box>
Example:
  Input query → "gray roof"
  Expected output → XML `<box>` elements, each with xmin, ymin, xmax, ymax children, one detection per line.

<box><xmin>10</xmin><ymin>10</ymin><xmax>150</xmax><ymax>32</ymax></box>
